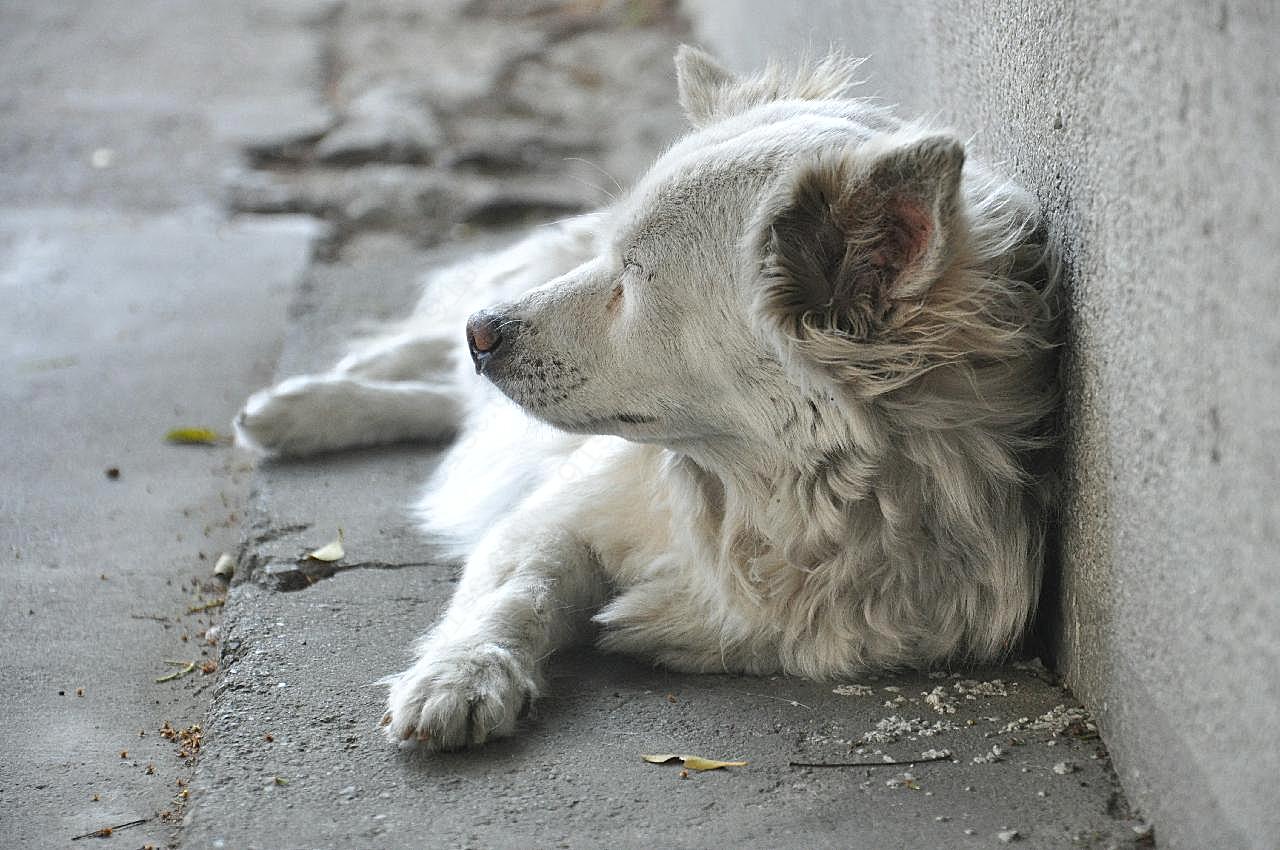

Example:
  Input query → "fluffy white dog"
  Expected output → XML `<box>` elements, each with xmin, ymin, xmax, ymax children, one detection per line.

<box><xmin>236</xmin><ymin>47</ymin><xmax>1060</xmax><ymax>749</ymax></box>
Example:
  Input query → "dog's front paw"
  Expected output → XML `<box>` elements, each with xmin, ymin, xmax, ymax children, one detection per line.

<box><xmin>234</xmin><ymin>376</ymin><xmax>336</xmax><ymax>456</ymax></box>
<box><xmin>381</xmin><ymin>643</ymin><xmax>537</xmax><ymax>749</ymax></box>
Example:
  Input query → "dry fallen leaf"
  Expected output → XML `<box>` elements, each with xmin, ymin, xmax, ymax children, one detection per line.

<box><xmin>154</xmin><ymin>660</ymin><xmax>196</xmax><ymax>683</ymax></box>
<box><xmin>641</xmin><ymin>753</ymin><xmax>748</xmax><ymax>771</ymax></box>
<box><xmin>212</xmin><ymin>552</ymin><xmax>236</xmax><ymax>579</ymax></box>
<box><xmin>187</xmin><ymin>599</ymin><xmax>224</xmax><ymax>614</ymax></box>
<box><xmin>164</xmin><ymin>427</ymin><xmax>226</xmax><ymax>445</ymax></box>
<box><xmin>306</xmin><ymin>530</ymin><xmax>345</xmax><ymax>562</ymax></box>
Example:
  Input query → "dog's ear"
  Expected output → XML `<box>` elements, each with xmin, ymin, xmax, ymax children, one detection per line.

<box><xmin>675</xmin><ymin>47</ymin><xmax>863</xmax><ymax>128</ymax></box>
<box><xmin>754</xmin><ymin>134</ymin><xmax>965</xmax><ymax>342</ymax></box>
<box><xmin>675</xmin><ymin>45</ymin><xmax>737</xmax><ymax>127</ymax></box>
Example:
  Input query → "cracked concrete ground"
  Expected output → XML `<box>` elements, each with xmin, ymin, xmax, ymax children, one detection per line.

<box><xmin>1</xmin><ymin>1</ymin><xmax>328</xmax><ymax>845</ymax></box>
<box><xmin>5</xmin><ymin>0</ymin><xmax>1153</xmax><ymax>847</ymax></box>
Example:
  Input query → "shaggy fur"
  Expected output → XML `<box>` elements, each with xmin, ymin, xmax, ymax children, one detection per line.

<box><xmin>236</xmin><ymin>46</ymin><xmax>1060</xmax><ymax>749</ymax></box>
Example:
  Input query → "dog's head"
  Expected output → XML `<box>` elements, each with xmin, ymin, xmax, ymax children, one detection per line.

<box><xmin>467</xmin><ymin>47</ymin><xmax>1045</xmax><ymax>454</ymax></box>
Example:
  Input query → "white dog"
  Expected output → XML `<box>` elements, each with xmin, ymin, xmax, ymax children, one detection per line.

<box><xmin>236</xmin><ymin>47</ymin><xmax>1060</xmax><ymax>749</ymax></box>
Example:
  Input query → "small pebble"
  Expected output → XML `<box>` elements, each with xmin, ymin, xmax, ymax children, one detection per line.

<box><xmin>213</xmin><ymin>553</ymin><xmax>236</xmax><ymax>579</ymax></box>
<box><xmin>997</xmin><ymin>829</ymin><xmax>1020</xmax><ymax>843</ymax></box>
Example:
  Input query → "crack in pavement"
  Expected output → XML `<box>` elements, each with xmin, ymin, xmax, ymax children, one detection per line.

<box><xmin>258</xmin><ymin>558</ymin><xmax>443</xmax><ymax>592</ymax></box>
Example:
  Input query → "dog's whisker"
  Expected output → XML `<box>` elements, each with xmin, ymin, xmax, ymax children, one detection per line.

<box><xmin>563</xmin><ymin>156</ymin><xmax>624</xmax><ymax>199</ymax></box>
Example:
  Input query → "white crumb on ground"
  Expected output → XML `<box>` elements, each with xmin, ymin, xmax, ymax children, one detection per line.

<box><xmin>884</xmin><ymin>772</ymin><xmax>916</xmax><ymax>788</ymax></box>
<box><xmin>954</xmin><ymin>678</ymin><xmax>1010</xmax><ymax>698</ymax></box>
<box><xmin>924</xmin><ymin>686</ymin><xmax>957</xmax><ymax>714</ymax></box>
<box><xmin>1002</xmin><ymin>704</ymin><xmax>1096</xmax><ymax>737</ymax></box>
<box><xmin>860</xmin><ymin>715</ymin><xmax>958</xmax><ymax>744</ymax></box>
<box><xmin>832</xmin><ymin>683</ymin><xmax>874</xmax><ymax>697</ymax></box>
<box><xmin>972</xmin><ymin>744</ymin><xmax>1005</xmax><ymax>764</ymax></box>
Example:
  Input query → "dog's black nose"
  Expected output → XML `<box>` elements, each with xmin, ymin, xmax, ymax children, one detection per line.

<box><xmin>466</xmin><ymin>310</ymin><xmax>506</xmax><ymax>374</ymax></box>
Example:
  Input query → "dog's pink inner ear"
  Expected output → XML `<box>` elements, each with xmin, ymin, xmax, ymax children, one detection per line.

<box><xmin>759</xmin><ymin>135</ymin><xmax>965</xmax><ymax>340</ymax></box>
<box><xmin>870</xmin><ymin>196</ymin><xmax>934</xmax><ymax>275</ymax></box>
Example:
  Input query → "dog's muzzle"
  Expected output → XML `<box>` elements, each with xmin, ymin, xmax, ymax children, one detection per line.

<box><xmin>466</xmin><ymin>310</ymin><xmax>509</xmax><ymax>375</ymax></box>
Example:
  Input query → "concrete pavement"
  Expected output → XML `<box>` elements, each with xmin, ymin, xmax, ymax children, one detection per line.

<box><xmin>1</xmin><ymin>2</ymin><xmax>325</xmax><ymax>846</ymax></box>
<box><xmin>4</xmin><ymin>1</ymin><xmax>1153</xmax><ymax>847</ymax></box>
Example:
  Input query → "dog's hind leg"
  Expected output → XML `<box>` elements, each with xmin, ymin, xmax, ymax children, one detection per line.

<box><xmin>235</xmin><ymin>374</ymin><xmax>462</xmax><ymax>457</ymax></box>
<box><xmin>332</xmin><ymin>331</ymin><xmax>458</xmax><ymax>381</ymax></box>
<box><xmin>234</xmin><ymin>326</ymin><xmax>464</xmax><ymax>456</ymax></box>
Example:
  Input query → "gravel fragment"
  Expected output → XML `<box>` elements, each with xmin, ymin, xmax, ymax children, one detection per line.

<box><xmin>1001</xmin><ymin>704</ymin><xmax>1096</xmax><ymax>737</ymax></box>
<box><xmin>972</xmin><ymin>744</ymin><xmax>1005</xmax><ymax>765</ymax></box>
<box><xmin>860</xmin><ymin>715</ymin><xmax>958</xmax><ymax>744</ymax></box>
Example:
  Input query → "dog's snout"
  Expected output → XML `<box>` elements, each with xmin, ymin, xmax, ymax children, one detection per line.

<box><xmin>466</xmin><ymin>310</ymin><xmax>509</xmax><ymax>374</ymax></box>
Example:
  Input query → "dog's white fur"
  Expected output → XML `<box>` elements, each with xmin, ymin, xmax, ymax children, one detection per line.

<box><xmin>236</xmin><ymin>47</ymin><xmax>1060</xmax><ymax>749</ymax></box>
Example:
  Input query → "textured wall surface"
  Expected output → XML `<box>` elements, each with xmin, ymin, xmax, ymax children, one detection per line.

<box><xmin>686</xmin><ymin>2</ymin><xmax>1279</xmax><ymax>846</ymax></box>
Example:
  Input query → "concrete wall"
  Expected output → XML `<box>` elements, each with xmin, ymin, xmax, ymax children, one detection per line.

<box><xmin>685</xmin><ymin>2</ymin><xmax>1279</xmax><ymax>846</ymax></box>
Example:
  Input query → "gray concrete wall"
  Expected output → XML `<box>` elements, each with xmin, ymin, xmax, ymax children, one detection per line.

<box><xmin>685</xmin><ymin>2</ymin><xmax>1279</xmax><ymax>847</ymax></box>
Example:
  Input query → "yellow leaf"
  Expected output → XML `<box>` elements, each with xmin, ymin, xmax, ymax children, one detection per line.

<box><xmin>306</xmin><ymin>530</ymin><xmax>345</xmax><ymax>562</ymax></box>
<box><xmin>165</xmin><ymin>427</ymin><xmax>226</xmax><ymax>445</ymax></box>
<box><xmin>641</xmin><ymin>754</ymin><xmax>682</xmax><ymax>765</ymax></box>
<box><xmin>640</xmin><ymin>753</ymin><xmax>747</xmax><ymax>771</ymax></box>
<box><xmin>681</xmin><ymin>756</ymin><xmax>748</xmax><ymax>771</ymax></box>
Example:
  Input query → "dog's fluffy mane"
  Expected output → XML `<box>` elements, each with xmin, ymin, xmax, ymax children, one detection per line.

<box><xmin>601</xmin><ymin>50</ymin><xmax>1063</xmax><ymax>675</ymax></box>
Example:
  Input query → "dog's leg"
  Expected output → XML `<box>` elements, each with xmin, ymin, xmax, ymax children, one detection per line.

<box><xmin>235</xmin><ymin>374</ymin><xmax>462</xmax><ymax>456</ymax></box>
<box><xmin>381</xmin><ymin>504</ymin><xmax>608</xmax><ymax>749</ymax></box>
<box><xmin>234</xmin><ymin>325</ymin><xmax>465</xmax><ymax>456</ymax></box>
<box><xmin>382</xmin><ymin>437</ymin><xmax>642</xmax><ymax>748</ymax></box>
<box><xmin>332</xmin><ymin>331</ymin><xmax>457</xmax><ymax>381</ymax></box>
<box><xmin>234</xmin><ymin>216</ymin><xmax>605</xmax><ymax>458</ymax></box>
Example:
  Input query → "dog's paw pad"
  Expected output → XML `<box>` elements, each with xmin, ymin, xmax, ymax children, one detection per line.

<box><xmin>382</xmin><ymin>644</ymin><xmax>536</xmax><ymax>749</ymax></box>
